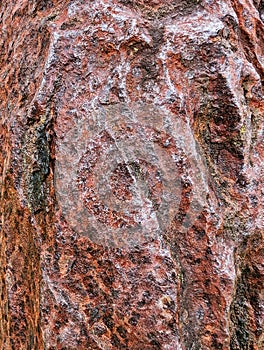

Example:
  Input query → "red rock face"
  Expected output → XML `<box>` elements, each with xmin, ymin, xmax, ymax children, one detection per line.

<box><xmin>0</xmin><ymin>0</ymin><xmax>263</xmax><ymax>349</ymax></box>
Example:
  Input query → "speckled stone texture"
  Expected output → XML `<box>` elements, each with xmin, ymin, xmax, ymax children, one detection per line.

<box><xmin>0</xmin><ymin>0</ymin><xmax>263</xmax><ymax>349</ymax></box>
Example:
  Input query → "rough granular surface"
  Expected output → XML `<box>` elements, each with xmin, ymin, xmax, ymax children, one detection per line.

<box><xmin>0</xmin><ymin>0</ymin><xmax>263</xmax><ymax>349</ymax></box>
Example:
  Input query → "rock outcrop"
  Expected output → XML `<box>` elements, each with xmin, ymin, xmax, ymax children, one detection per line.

<box><xmin>0</xmin><ymin>0</ymin><xmax>263</xmax><ymax>349</ymax></box>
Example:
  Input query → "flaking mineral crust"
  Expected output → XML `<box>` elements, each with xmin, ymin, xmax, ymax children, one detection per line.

<box><xmin>0</xmin><ymin>0</ymin><xmax>263</xmax><ymax>349</ymax></box>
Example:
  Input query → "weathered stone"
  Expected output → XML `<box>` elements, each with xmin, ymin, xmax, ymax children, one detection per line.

<box><xmin>0</xmin><ymin>0</ymin><xmax>263</xmax><ymax>349</ymax></box>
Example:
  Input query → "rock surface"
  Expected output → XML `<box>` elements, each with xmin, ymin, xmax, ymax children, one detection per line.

<box><xmin>0</xmin><ymin>0</ymin><xmax>263</xmax><ymax>349</ymax></box>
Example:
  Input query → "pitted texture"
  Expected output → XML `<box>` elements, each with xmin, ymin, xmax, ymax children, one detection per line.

<box><xmin>0</xmin><ymin>0</ymin><xmax>263</xmax><ymax>349</ymax></box>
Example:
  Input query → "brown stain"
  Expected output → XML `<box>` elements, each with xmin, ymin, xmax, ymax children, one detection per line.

<box><xmin>0</xmin><ymin>0</ymin><xmax>263</xmax><ymax>349</ymax></box>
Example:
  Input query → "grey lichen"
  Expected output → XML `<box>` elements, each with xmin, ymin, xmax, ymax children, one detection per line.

<box><xmin>23</xmin><ymin>114</ymin><xmax>50</xmax><ymax>213</ymax></box>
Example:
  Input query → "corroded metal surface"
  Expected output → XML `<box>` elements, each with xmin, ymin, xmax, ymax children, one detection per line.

<box><xmin>0</xmin><ymin>0</ymin><xmax>263</xmax><ymax>349</ymax></box>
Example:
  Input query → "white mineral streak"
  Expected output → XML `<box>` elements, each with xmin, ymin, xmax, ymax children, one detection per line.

<box><xmin>167</xmin><ymin>14</ymin><xmax>224</xmax><ymax>42</ymax></box>
<box><xmin>36</xmin><ymin>31</ymin><xmax>60</xmax><ymax>104</ymax></box>
<box><xmin>158</xmin><ymin>38</ymin><xmax>185</xmax><ymax>106</ymax></box>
